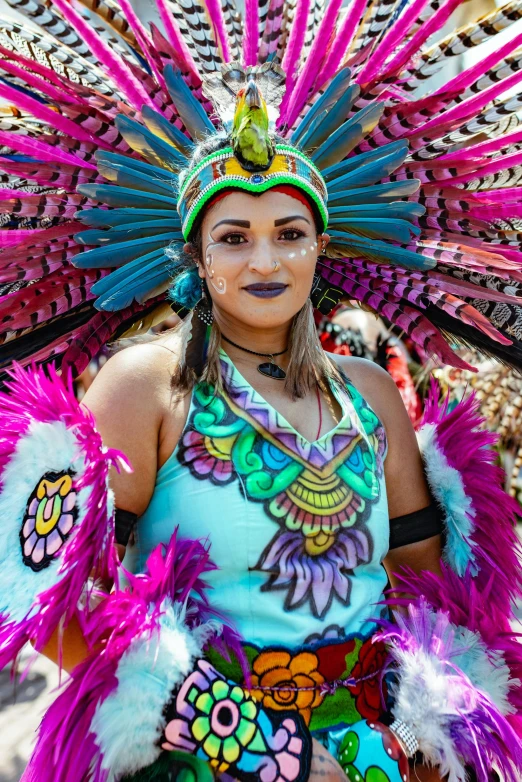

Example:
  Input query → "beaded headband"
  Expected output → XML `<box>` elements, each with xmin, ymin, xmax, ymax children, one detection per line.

<box><xmin>177</xmin><ymin>143</ymin><xmax>329</xmax><ymax>240</ymax></box>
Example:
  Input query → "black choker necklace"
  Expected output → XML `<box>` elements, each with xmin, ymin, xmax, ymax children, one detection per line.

<box><xmin>221</xmin><ymin>335</ymin><xmax>288</xmax><ymax>380</ymax></box>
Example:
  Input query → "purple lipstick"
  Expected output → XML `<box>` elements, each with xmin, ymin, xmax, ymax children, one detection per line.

<box><xmin>242</xmin><ymin>282</ymin><xmax>288</xmax><ymax>299</ymax></box>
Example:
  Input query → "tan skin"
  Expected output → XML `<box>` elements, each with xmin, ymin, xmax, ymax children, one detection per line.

<box><xmin>40</xmin><ymin>191</ymin><xmax>442</xmax><ymax>782</ymax></box>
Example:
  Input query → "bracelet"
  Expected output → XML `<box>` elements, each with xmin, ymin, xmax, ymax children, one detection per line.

<box><xmin>390</xmin><ymin>719</ymin><xmax>419</xmax><ymax>758</ymax></box>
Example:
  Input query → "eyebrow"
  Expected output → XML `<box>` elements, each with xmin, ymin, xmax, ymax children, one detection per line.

<box><xmin>274</xmin><ymin>215</ymin><xmax>311</xmax><ymax>226</ymax></box>
<box><xmin>212</xmin><ymin>219</ymin><xmax>251</xmax><ymax>229</ymax></box>
<box><xmin>212</xmin><ymin>215</ymin><xmax>312</xmax><ymax>230</ymax></box>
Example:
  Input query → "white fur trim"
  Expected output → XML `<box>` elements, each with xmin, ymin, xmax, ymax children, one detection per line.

<box><xmin>0</xmin><ymin>420</ymin><xmax>90</xmax><ymax>623</ymax></box>
<box><xmin>91</xmin><ymin>604</ymin><xmax>204</xmax><ymax>780</ymax></box>
<box><xmin>417</xmin><ymin>423</ymin><xmax>476</xmax><ymax>575</ymax></box>
<box><xmin>389</xmin><ymin>645</ymin><xmax>468</xmax><ymax>782</ymax></box>
<box><xmin>453</xmin><ymin>625</ymin><xmax>517</xmax><ymax>716</ymax></box>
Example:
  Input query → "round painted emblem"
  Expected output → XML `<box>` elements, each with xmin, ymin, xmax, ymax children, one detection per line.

<box><xmin>20</xmin><ymin>470</ymin><xmax>78</xmax><ymax>572</ymax></box>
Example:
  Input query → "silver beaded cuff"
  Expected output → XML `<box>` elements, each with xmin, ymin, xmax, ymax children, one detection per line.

<box><xmin>390</xmin><ymin>719</ymin><xmax>419</xmax><ymax>758</ymax></box>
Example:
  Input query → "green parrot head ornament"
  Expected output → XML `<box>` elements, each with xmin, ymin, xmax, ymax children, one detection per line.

<box><xmin>231</xmin><ymin>77</ymin><xmax>275</xmax><ymax>171</ymax></box>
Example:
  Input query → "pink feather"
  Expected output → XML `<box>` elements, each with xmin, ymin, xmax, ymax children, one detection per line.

<box><xmin>315</xmin><ymin>0</ymin><xmax>370</xmax><ymax>88</ymax></box>
<box><xmin>0</xmin><ymin>131</ymin><xmax>97</xmax><ymax>171</ymax></box>
<box><xmin>281</xmin><ymin>0</ymin><xmax>311</xmax><ymax>93</ymax></box>
<box><xmin>116</xmin><ymin>0</ymin><xmax>169</xmax><ymax>92</ymax></box>
<box><xmin>205</xmin><ymin>0</ymin><xmax>232</xmax><ymax>63</ymax></box>
<box><xmin>375</xmin><ymin>0</ymin><xmax>464</xmax><ymax>83</ymax></box>
<box><xmin>357</xmin><ymin>0</ymin><xmax>433</xmax><ymax>83</ymax></box>
<box><xmin>0</xmin><ymin>364</ymin><xmax>126</xmax><ymax>672</ymax></box>
<box><xmin>284</xmin><ymin>0</ymin><xmax>344</xmax><ymax>127</ymax></box>
<box><xmin>155</xmin><ymin>0</ymin><xmax>200</xmax><ymax>77</ymax></box>
<box><xmin>52</xmin><ymin>0</ymin><xmax>155</xmax><ymax>113</ymax></box>
<box><xmin>0</xmin><ymin>83</ymin><xmax>110</xmax><ymax>149</ymax></box>
<box><xmin>242</xmin><ymin>0</ymin><xmax>259</xmax><ymax>66</ymax></box>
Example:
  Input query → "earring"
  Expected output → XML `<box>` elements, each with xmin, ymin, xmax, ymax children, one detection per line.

<box><xmin>194</xmin><ymin>280</ymin><xmax>214</xmax><ymax>325</ymax></box>
<box><xmin>273</xmin><ymin>260</ymin><xmax>281</xmax><ymax>272</ymax></box>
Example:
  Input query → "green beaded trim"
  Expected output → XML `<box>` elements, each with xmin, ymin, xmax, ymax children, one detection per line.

<box><xmin>178</xmin><ymin>146</ymin><xmax>234</xmax><ymax>200</ymax></box>
<box><xmin>182</xmin><ymin>173</ymin><xmax>329</xmax><ymax>239</ymax></box>
<box><xmin>178</xmin><ymin>144</ymin><xmax>326</xmax><ymax>202</ymax></box>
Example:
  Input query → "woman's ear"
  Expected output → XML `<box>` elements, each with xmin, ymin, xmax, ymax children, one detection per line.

<box><xmin>184</xmin><ymin>242</ymin><xmax>205</xmax><ymax>279</ymax></box>
<box><xmin>317</xmin><ymin>233</ymin><xmax>331</xmax><ymax>254</ymax></box>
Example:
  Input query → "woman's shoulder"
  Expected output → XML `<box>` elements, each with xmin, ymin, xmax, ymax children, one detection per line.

<box><xmin>329</xmin><ymin>354</ymin><xmax>396</xmax><ymax>394</ymax></box>
<box><xmin>328</xmin><ymin>354</ymin><xmax>406</xmax><ymax>429</ymax></box>
<box><xmin>82</xmin><ymin>335</ymin><xmax>184</xmax><ymax>424</ymax></box>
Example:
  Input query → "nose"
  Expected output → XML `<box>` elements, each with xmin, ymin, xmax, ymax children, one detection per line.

<box><xmin>247</xmin><ymin>239</ymin><xmax>281</xmax><ymax>276</ymax></box>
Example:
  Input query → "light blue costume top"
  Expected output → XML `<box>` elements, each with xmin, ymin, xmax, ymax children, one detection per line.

<box><xmin>125</xmin><ymin>351</ymin><xmax>390</xmax><ymax>731</ymax></box>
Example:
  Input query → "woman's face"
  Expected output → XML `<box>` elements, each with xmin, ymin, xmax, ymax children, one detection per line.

<box><xmin>197</xmin><ymin>190</ymin><xmax>328</xmax><ymax>329</ymax></box>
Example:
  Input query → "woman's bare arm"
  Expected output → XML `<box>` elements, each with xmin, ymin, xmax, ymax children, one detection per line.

<box><xmin>337</xmin><ymin>357</ymin><xmax>442</xmax><ymax>581</ymax></box>
<box><xmin>38</xmin><ymin>342</ymin><xmax>177</xmax><ymax>671</ymax></box>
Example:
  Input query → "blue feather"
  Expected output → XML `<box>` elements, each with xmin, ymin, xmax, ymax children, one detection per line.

<box><xmin>91</xmin><ymin>249</ymin><xmax>171</xmax><ymax>310</ymax></box>
<box><xmin>328</xmin><ymin>202</ymin><xmax>425</xmax><ymax>221</ymax></box>
<box><xmin>327</xmin><ymin>180</ymin><xmax>421</xmax><ymax>205</ymax></box>
<box><xmin>297</xmin><ymin>85</ymin><xmax>360</xmax><ymax>152</ymax></box>
<box><xmin>77</xmin><ymin>183</ymin><xmax>179</xmax><ymax>209</ymax></box>
<box><xmin>291</xmin><ymin>67</ymin><xmax>354</xmax><ymax>144</ymax></box>
<box><xmin>95</xmin><ymin>151</ymin><xmax>178</xmax><ymax>195</ymax></box>
<box><xmin>73</xmin><ymin>232</ymin><xmax>179</xmax><ymax>267</ymax></box>
<box><xmin>322</xmin><ymin>140</ymin><xmax>408</xmax><ymax>181</ymax></box>
<box><xmin>311</xmin><ymin>103</ymin><xmax>384</xmax><ymax>170</ymax></box>
<box><xmin>169</xmin><ymin>265</ymin><xmax>202</xmax><ymax>309</ymax></box>
<box><xmin>115</xmin><ymin>115</ymin><xmax>188</xmax><ymax>172</ymax></box>
<box><xmin>75</xmin><ymin>220</ymin><xmax>181</xmax><ymax>245</ymax></box>
<box><xmin>141</xmin><ymin>105</ymin><xmax>196</xmax><ymax>156</ymax></box>
<box><xmin>163</xmin><ymin>64</ymin><xmax>215</xmax><ymax>141</ymax></box>
<box><xmin>328</xmin><ymin>232</ymin><xmax>436</xmax><ymax>270</ymax></box>
<box><xmin>76</xmin><ymin>208</ymin><xmax>179</xmax><ymax>228</ymax></box>
<box><xmin>328</xmin><ymin>218</ymin><xmax>420</xmax><ymax>243</ymax></box>
<box><xmin>327</xmin><ymin>145</ymin><xmax>409</xmax><ymax>192</ymax></box>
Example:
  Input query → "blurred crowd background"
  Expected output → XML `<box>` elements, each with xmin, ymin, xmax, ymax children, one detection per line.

<box><xmin>2</xmin><ymin>0</ymin><xmax>522</xmax><ymax>779</ymax></box>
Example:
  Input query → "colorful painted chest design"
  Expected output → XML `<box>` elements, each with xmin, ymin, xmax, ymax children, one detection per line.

<box><xmin>178</xmin><ymin>356</ymin><xmax>387</xmax><ymax>619</ymax></box>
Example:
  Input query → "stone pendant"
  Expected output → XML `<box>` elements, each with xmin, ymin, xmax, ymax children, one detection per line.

<box><xmin>257</xmin><ymin>362</ymin><xmax>286</xmax><ymax>380</ymax></box>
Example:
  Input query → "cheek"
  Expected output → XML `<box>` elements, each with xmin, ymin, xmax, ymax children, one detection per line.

<box><xmin>285</xmin><ymin>244</ymin><xmax>318</xmax><ymax>284</ymax></box>
<box><xmin>282</xmin><ymin>240</ymin><xmax>317</xmax><ymax>263</ymax></box>
<box><xmin>203</xmin><ymin>243</ymin><xmax>245</xmax><ymax>298</ymax></box>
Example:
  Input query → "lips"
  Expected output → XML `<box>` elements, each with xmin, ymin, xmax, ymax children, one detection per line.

<box><xmin>242</xmin><ymin>282</ymin><xmax>288</xmax><ymax>299</ymax></box>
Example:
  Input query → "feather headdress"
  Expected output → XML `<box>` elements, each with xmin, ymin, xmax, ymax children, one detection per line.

<box><xmin>2</xmin><ymin>0</ymin><xmax>522</xmax><ymax>375</ymax></box>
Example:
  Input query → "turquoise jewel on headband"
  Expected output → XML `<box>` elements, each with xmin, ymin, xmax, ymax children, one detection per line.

<box><xmin>250</xmin><ymin>174</ymin><xmax>265</xmax><ymax>184</ymax></box>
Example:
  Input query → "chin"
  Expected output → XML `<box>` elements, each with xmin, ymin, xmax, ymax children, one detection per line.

<box><xmin>235</xmin><ymin>301</ymin><xmax>304</xmax><ymax>328</ymax></box>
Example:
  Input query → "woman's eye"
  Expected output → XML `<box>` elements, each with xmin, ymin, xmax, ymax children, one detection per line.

<box><xmin>280</xmin><ymin>229</ymin><xmax>305</xmax><ymax>241</ymax></box>
<box><xmin>221</xmin><ymin>233</ymin><xmax>246</xmax><ymax>245</ymax></box>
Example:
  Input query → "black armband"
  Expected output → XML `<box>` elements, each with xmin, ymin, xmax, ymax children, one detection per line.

<box><xmin>114</xmin><ymin>508</ymin><xmax>138</xmax><ymax>546</ymax></box>
<box><xmin>389</xmin><ymin>503</ymin><xmax>443</xmax><ymax>550</ymax></box>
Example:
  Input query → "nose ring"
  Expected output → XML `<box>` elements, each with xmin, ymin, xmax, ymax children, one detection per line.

<box><xmin>273</xmin><ymin>260</ymin><xmax>281</xmax><ymax>272</ymax></box>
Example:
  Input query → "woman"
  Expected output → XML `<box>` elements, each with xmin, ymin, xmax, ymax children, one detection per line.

<box><xmin>37</xmin><ymin>185</ymin><xmax>438</xmax><ymax>781</ymax></box>
<box><xmin>1</xmin><ymin>3</ymin><xmax>522</xmax><ymax>780</ymax></box>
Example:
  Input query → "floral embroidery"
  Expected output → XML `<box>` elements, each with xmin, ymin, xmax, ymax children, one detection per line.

<box><xmin>20</xmin><ymin>470</ymin><xmax>78</xmax><ymax>572</ymax></box>
<box><xmin>177</xmin><ymin>357</ymin><xmax>386</xmax><ymax>619</ymax></box>
<box><xmin>250</xmin><ymin>650</ymin><xmax>325</xmax><ymax>725</ymax></box>
<box><xmin>206</xmin><ymin>632</ymin><xmax>388</xmax><ymax>734</ymax></box>
<box><xmin>350</xmin><ymin>639</ymin><xmax>388</xmax><ymax>722</ymax></box>
<box><xmin>162</xmin><ymin>659</ymin><xmax>310</xmax><ymax>782</ymax></box>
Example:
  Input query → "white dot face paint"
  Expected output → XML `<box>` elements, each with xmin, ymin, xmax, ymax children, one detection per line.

<box><xmin>300</xmin><ymin>248</ymin><xmax>307</xmax><ymax>256</ymax></box>
<box><xmin>288</xmin><ymin>252</ymin><xmax>296</xmax><ymax>259</ymax></box>
<box><xmin>205</xmin><ymin>239</ymin><xmax>227</xmax><ymax>295</ymax></box>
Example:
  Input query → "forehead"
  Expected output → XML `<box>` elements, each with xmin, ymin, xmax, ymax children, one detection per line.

<box><xmin>202</xmin><ymin>190</ymin><xmax>315</xmax><ymax>226</ymax></box>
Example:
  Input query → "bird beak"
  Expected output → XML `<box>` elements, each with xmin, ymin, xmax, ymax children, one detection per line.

<box><xmin>245</xmin><ymin>80</ymin><xmax>261</xmax><ymax>109</ymax></box>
